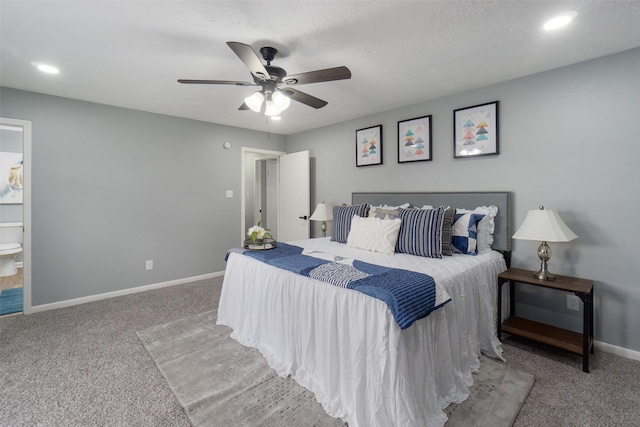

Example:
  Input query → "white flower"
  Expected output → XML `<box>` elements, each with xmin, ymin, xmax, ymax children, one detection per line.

<box><xmin>247</xmin><ymin>223</ymin><xmax>271</xmax><ymax>242</ymax></box>
<box><xmin>247</xmin><ymin>226</ymin><xmax>265</xmax><ymax>238</ymax></box>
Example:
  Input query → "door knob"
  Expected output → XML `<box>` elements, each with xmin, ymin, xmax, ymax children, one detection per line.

<box><xmin>299</xmin><ymin>215</ymin><xmax>308</xmax><ymax>220</ymax></box>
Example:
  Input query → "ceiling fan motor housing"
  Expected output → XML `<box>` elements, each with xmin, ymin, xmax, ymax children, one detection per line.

<box><xmin>259</xmin><ymin>46</ymin><xmax>278</xmax><ymax>64</ymax></box>
<box><xmin>265</xmin><ymin>65</ymin><xmax>287</xmax><ymax>81</ymax></box>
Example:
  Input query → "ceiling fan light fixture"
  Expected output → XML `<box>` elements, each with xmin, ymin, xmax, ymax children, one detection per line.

<box><xmin>179</xmin><ymin>41</ymin><xmax>351</xmax><ymax>115</ymax></box>
<box><xmin>272</xmin><ymin>91</ymin><xmax>291</xmax><ymax>111</ymax></box>
<box><xmin>264</xmin><ymin>99</ymin><xmax>282</xmax><ymax>117</ymax></box>
<box><xmin>244</xmin><ymin>91</ymin><xmax>264</xmax><ymax>112</ymax></box>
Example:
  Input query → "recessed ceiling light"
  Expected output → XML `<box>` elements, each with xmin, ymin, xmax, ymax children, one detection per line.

<box><xmin>31</xmin><ymin>62</ymin><xmax>60</xmax><ymax>74</ymax></box>
<box><xmin>543</xmin><ymin>11</ymin><xmax>578</xmax><ymax>31</ymax></box>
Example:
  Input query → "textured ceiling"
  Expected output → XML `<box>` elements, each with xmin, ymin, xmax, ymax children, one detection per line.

<box><xmin>2</xmin><ymin>1</ymin><xmax>640</xmax><ymax>135</ymax></box>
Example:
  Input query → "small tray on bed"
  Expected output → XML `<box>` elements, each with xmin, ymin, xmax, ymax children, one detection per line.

<box><xmin>243</xmin><ymin>238</ymin><xmax>277</xmax><ymax>251</ymax></box>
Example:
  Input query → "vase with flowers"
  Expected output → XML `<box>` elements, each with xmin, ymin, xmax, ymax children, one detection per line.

<box><xmin>245</xmin><ymin>221</ymin><xmax>276</xmax><ymax>250</ymax></box>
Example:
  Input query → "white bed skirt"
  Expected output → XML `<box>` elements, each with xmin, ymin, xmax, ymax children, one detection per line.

<box><xmin>217</xmin><ymin>242</ymin><xmax>506</xmax><ymax>427</ymax></box>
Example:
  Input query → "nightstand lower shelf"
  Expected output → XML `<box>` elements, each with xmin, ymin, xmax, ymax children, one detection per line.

<box><xmin>501</xmin><ymin>316</ymin><xmax>593</xmax><ymax>356</ymax></box>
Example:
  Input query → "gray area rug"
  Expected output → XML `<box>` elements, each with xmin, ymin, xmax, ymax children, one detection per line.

<box><xmin>443</xmin><ymin>355</ymin><xmax>535</xmax><ymax>426</ymax></box>
<box><xmin>138</xmin><ymin>310</ymin><xmax>534</xmax><ymax>427</ymax></box>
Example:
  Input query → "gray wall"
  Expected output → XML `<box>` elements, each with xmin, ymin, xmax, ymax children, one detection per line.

<box><xmin>0</xmin><ymin>87</ymin><xmax>286</xmax><ymax>306</ymax></box>
<box><xmin>286</xmin><ymin>47</ymin><xmax>640</xmax><ymax>353</ymax></box>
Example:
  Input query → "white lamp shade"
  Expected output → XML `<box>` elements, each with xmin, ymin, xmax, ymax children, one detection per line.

<box><xmin>513</xmin><ymin>207</ymin><xmax>577</xmax><ymax>242</ymax></box>
<box><xmin>271</xmin><ymin>91</ymin><xmax>291</xmax><ymax>110</ymax></box>
<box><xmin>244</xmin><ymin>91</ymin><xmax>264</xmax><ymax>112</ymax></box>
<box><xmin>264</xmin><ymin>99</ymin><xmax>282</xmax><ymax>116</ymax></box>
<box><xmin>310</xmin><ymin>203</ymin><xmax>334</xmax><ymax>221</ymax></box>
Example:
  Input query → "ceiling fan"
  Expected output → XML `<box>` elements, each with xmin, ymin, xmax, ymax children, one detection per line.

<box><xmin>178</xmin><ymin>41</ymin><xmax>351</xmax><ymax>116</ymax></box>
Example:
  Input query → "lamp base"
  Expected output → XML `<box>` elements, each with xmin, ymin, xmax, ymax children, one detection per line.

<box><xmin>321</xmin><ymin>221</ymin><xmax>327</xmax><ymax>238</ymax></box>
<box><xmin>533</xmin><ymin>269</ymin><xmax>556</xmax><ymax>281</ymax></box>
<box><xmin>534</xmin><ymin>241</ymin><xmax>556</xmax><ymax>281</ymax></box>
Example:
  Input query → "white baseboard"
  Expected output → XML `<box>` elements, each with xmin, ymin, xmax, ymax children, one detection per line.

<box><xmin>30</xmin><ymin>271</ymin><xmax>224</xmax><ymax>314</ymax></box>
<box><xmin>595</xmin><ymin>340</ymin><xmax>640</xmax><ymax>362</ymax></box>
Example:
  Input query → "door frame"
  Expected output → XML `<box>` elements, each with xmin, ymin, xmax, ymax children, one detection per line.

<box><xmin>0</xmin><ymin>117</ymin><xmax>32</xmax><ymax>314</ymax></box>
<box><xmin>240</xmin><ymin>147</ymin><xmax>286</xmax><ymax>244</ymax></box>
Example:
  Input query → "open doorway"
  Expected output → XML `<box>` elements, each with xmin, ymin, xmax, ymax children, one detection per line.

<box><xmin>247</xmin><ymin>156</ymin><xmax>279</xmax><ymax>238</ymax></box>
<box><xmin>240</xmin><ymin>148</ymin><xmax>311</xmax><ymax>245</ymax></box>
<box><xmin>252</xmin><ymin>158</ymin><xmax>278</xmax><ymax>238</ymax></box>
<box><xmin>241</xmin><ymin>147</ymin><xmax>285</xmax><ymax>244</ymax></box>
<box><xmin>0</xmin><ymin>117</ymin><xmax>32</xmax><ymax>316</ymax></box>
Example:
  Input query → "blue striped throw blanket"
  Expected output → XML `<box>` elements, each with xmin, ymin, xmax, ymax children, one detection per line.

<box><xmin>226</xmin><ymin>243</ymin><xmax>450</xmax><ymax>329</ymax></box>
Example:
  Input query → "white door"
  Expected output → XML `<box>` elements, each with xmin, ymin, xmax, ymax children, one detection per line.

<box><xmin>278</xmin><ymin>150</ymin><xmax>310</xmax><ymax>242</ymax></box>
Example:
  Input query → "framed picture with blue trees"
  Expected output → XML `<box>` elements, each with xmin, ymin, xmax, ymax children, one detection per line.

<box><xmin>356</xmin><ymin>124</ymin><xmax>383</xmax><ymax>167</ymax></box>
<box><xmin>398</xmin><ymin>115</ymin><xmax>432</xmax><ymax>163</ymax></box>
<box><xmin>453</xmin><ymin>101</ymin><xmax>499</xmax><ymax>158</ymax></box>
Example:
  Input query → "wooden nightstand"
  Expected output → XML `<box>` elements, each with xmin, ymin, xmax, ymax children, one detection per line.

<box><xmin>497</xmin><ymin>267</ymin><xmax>594</xmax><ymax>372</ymax></box>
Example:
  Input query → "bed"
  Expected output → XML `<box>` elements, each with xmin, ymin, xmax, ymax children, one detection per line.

<box><xmin>217</xmin><ymin>191</ymin><xmax>511</xmax><ymax>427</ymax></box>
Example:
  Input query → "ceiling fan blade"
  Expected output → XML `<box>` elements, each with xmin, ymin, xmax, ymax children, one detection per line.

<box><xmin>281</xmin><ymin>88</ymin><xmax>328</xmax><ymax>109</ymax></box>
<box><xmin>226</xmin><ymin>41</ymin><xmax>271</xmax><ymax>80</ymax></box>
<box><xmin>282</xmin><ymin>66</ymin><xmax>351</xmax><ymax>86</ymax></box>
<box><xmin>238</xmin><ymin>103</ymin><xmax>250</xmax><ymax>110</ymax></box>
<box><xmin>177</xmin><ymin>79</ymin><xmax>254</xmax><ymax>86</ymax></box>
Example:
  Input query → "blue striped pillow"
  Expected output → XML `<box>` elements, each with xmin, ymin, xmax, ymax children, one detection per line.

<box><xmin>331</xmin><ymin>203</ymin><xmax>370</xmax><ymax>243</ymax></box>
<box><xmin>396</xmin><ymin>207</ymin><xmax>445</xmax><ymax>258</ymax></box>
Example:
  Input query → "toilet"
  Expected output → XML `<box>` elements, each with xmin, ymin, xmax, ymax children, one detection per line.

<box><xmin>0</xmin><ymin>223</ymin><xmax>23</xmax><ymax>277</ymax></box>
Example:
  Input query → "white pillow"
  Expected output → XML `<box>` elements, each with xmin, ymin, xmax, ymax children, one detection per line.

<box><xmin>346</xmin><ymin>216</ymin><xmax>402</xmax><ymax>255</ymax></box>
<box><xmin>421</xmin><ymin>205</ymin><xmax>450</xmax><ymax>209</ymax></box>
<box><xmin>456</xmin><ymin>205</ymin><xmax>498</xmax><ymax>252</ymax></box>
<box><xmin>369</xmin><ymin>203</ymin><xmax>410</xmax><ymax>212</ymax></box>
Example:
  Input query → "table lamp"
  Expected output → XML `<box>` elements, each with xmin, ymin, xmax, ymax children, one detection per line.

<box><xmin>512</xmin><ymin>205</ymin><xmax>577</xmax><ymax>281</ymax></box>
<box><xmin>310</xmin><ymin>202</ymin><xmax>333</xmax><ymax>237</ymax></box>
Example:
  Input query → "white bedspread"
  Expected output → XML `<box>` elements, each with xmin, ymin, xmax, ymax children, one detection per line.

<box><xmin>217</xmin><ymin>237</ymin><xmax>507</xmax><ymax>427</ymax></box>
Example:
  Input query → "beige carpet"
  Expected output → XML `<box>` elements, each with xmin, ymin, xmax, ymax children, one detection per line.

<box><xmin>138</xmin><ymin>310</ymin><xmax>534</xmax><ymax>427</ymax></box>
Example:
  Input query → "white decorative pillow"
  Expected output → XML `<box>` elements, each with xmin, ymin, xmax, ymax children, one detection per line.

<box><xmin>331</xmin><ymin>203</ymin><xmax>370</xmax><ymax>243</ymax></box>
<box><xmin>368</xmin><ymin>207</ymin><xmax>402</xmax><ymax>220</ymax></box>
<box><xmin>456</xmin><ymin>205</ymin><xmax>498</xmax><ymax>252</ymax></box>
<box><xmin>369</xmin><ymin>203</ymin><xmax>410</xmax><ymax>216</ymax></box>
<box><xmin>374</xmin><ymin>203</ymin><xmax>410</xmax><ymax>209</ymax></box>
<box><xmin>347</xmin><ymin>216</ymin><xmax>402</xmax><ymax>255</ymax></box>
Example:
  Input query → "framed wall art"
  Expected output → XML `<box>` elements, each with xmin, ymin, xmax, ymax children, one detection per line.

<box><xmin>356</xmin><ymin>124</ymin><xmax>383</xmax><ymax>167</ymax></box>
<box><xmin>453</xmin><ymin>101</ymin><xmax>499</xmax><ymax>158</ymax></box>
<box><xmin>398</xmin><ymin>115</ymin><xmax>432</xmax><ymax>163</ymax></box>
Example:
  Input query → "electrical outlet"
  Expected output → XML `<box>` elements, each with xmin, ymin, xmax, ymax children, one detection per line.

<box><xmin>146</xmin><ymin>260</ymin><xmax>153</xmax><ymax>270</ymax></box>
<box><xmin>567</xmin><ymin>294</ymin><xmax>580</xmax><ymax>311</ymax></box>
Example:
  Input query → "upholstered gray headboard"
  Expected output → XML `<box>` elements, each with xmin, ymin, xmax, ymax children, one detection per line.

<box><xmin>352</xmin><ymin>191</ymin><xmax>512</xmax><ymax>252</ymax></box>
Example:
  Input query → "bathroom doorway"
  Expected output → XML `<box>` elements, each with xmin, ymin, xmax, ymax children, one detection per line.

<box><xmin>0</xmin><ymin>117</ymin><xmax>31</xmax><ymax>316</ymax></box>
